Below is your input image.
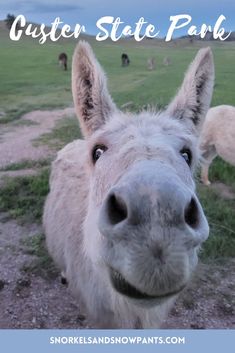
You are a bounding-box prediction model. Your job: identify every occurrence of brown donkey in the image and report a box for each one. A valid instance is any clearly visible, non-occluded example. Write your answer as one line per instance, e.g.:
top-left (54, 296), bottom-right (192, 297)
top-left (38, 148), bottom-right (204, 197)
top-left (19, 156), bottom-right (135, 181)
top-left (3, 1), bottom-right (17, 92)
top-left (58, 52), bottom-right (68, 70)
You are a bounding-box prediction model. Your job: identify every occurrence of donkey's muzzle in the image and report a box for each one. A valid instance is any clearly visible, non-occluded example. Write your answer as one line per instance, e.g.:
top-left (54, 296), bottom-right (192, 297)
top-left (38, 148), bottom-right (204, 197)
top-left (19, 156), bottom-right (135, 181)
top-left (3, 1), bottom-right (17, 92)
top-left (104, 189), bottom-right (199, 230)
top-left (98, 161), bottom-right (209, 249)
top-left (98, 161), bottom-right (209, 298)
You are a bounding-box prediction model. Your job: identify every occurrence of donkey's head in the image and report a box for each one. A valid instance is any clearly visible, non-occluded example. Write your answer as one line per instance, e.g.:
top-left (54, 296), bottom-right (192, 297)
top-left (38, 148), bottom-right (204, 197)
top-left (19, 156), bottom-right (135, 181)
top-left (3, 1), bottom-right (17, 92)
top-left (72, 42), bottom-right (214, 306)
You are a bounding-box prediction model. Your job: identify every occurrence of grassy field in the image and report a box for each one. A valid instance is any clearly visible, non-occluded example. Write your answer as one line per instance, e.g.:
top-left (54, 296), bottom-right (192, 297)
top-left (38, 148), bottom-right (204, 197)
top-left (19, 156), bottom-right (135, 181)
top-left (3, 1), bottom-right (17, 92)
top-left (1, 21), bottom-right (235, 118)
top-left (0, 22), bottom-right (235, 260)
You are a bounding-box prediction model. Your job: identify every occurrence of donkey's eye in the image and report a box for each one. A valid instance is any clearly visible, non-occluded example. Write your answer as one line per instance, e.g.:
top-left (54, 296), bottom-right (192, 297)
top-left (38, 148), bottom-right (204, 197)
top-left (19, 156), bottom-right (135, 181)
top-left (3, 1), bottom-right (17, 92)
top-left (92, 145), bottom-right (107, 163)
top-left (180, 148), bottom-right (192, 166)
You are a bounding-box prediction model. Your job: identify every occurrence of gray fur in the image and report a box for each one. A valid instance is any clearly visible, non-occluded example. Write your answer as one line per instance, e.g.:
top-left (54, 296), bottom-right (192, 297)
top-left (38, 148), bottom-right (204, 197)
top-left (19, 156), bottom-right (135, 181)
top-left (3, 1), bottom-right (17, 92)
top-left (43, 42), bottom-right (214, 328)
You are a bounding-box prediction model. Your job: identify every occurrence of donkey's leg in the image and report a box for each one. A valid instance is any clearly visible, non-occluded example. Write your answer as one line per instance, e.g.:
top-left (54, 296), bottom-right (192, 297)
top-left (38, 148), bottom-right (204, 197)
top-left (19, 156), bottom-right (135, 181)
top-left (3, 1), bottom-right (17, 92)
top-left (201, 163), bottom-right (211, 185)
top-left (200, 145), bottom-right (217, 185)
top-left (61, 271), bottom-right (68, 285)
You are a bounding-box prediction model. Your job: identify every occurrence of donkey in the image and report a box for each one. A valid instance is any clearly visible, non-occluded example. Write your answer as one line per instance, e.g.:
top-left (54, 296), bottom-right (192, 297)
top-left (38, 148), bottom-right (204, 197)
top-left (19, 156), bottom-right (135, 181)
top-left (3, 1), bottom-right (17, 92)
top-left (163, 56), bottom-right (171, 66)
top-left (147, 57), bottom-right (156, 70)
top-left (43, 42), bottom-right (214, 328)
top-left (121, 53), bottom-right (130, 66)
top-left (58, 52), bottom-right (68, 71)
top-left (200, 105), bottom-right (235, 185)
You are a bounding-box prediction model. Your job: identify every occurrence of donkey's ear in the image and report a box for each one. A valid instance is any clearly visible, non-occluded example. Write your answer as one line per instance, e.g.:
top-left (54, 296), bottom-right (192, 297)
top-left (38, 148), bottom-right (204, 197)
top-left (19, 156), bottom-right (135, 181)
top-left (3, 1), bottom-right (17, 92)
top-left (166, 47), bottom-right (214, 133)
top-left (72, 41), bottom-right (117, 137)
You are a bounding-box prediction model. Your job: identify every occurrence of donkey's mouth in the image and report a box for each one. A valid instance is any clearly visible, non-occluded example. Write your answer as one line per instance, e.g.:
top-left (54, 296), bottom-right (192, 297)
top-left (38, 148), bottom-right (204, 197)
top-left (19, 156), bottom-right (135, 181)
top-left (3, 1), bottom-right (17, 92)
top-left (110, 268), bottom-right (185, 300)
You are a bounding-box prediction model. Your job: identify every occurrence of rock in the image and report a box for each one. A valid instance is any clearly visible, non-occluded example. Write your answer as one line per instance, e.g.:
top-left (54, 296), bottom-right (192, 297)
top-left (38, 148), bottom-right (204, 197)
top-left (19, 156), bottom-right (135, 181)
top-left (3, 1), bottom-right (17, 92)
top-left (0, 279), bottom-right (6, 290)
top-left (16, 277), bottom-right (31, 288)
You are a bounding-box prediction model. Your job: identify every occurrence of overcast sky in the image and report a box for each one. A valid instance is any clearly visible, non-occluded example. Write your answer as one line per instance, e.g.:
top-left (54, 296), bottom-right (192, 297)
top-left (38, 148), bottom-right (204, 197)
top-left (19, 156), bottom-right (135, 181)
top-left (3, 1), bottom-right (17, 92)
top-left (0, 0), bottom-right (234, 37)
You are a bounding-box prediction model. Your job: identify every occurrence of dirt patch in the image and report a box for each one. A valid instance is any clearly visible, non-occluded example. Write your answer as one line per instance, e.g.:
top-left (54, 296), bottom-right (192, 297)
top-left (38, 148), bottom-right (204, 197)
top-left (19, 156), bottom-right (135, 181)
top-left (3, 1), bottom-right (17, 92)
top-left (210, 182), bottom-right (235, 200)
top-left (0, 216), bottom-right (87, 329)
top-left (0, 169), bottom-right (38, 187)
top-left (164, 261), bottom-right (235, 329)
top-left (0, 107), bottom-right (75, 169)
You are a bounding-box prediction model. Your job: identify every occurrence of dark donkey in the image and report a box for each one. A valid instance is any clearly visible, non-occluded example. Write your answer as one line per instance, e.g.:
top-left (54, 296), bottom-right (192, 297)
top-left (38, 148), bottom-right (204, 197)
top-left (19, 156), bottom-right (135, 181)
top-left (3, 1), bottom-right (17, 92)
top-left (121, 53), bottom-right (130, 67)
top-left (58, 52), bottom-right (68, 71)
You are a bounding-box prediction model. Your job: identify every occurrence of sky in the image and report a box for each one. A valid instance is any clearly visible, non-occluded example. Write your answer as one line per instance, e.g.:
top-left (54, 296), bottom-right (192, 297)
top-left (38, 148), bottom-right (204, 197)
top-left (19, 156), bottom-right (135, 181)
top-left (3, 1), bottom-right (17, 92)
top-left (0, 0), bottom-right (234, 38)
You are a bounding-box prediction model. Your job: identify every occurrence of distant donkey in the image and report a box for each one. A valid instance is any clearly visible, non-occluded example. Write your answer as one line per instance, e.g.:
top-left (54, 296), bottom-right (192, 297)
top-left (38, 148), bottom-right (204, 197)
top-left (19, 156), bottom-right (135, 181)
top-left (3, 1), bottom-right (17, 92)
top-left (163, 56), bottom-right (171, 66)
top-left (58, 52), bottom-right (68, 71)
top-left (44, 42), bottom-right (214, 328)
top-left (147, 57), bottom-right (156, 70)
top-left (121, 53), bottom-right (130, 66)
top-left (200, 105), bottom-right (235, 185)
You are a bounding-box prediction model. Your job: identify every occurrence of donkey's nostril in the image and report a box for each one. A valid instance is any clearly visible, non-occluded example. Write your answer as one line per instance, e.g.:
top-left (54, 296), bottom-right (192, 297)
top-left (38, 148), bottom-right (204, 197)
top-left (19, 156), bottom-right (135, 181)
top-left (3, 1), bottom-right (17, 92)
top-left (107, 194), bottom-right (128, 225)
top-left (184, 197), bottom-right (199, 229)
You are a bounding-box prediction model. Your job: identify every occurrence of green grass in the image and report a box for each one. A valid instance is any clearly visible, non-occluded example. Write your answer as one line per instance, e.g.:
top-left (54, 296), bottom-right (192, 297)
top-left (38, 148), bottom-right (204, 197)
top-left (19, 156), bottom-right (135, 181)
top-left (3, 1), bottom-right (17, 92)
top-left (0, 106), bottom-right (32, 124)
top-left (198, 186), bottom-right (235, 259)
top-left (1, 22), bottom-right (235, 119)
top-left (0, 103), bottom-right (69, 124)
top-left (0, 158), bottom-right (51, 171)
top-left (207, 157), bottom-right (235, 191)
top-left (33, 115), bottom-right (81, 149)
top-left (196, 157), bottom-right (235, 259)
top-left (0, 26), bottom-right (74, 116)
top-left (0, 169), bottom-right (49, 223)
top-left (21, 233), bottom-right (58, 279)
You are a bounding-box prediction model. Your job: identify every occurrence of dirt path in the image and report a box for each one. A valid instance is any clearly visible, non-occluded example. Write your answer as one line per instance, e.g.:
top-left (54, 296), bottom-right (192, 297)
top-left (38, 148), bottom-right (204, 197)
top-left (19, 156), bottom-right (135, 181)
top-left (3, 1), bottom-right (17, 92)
top-left (0, 107), bottom-right (74, 169)
top-left (0, 108), bottom-right (234, 329)
top-left (210, 182), bottom-right (235, 200)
